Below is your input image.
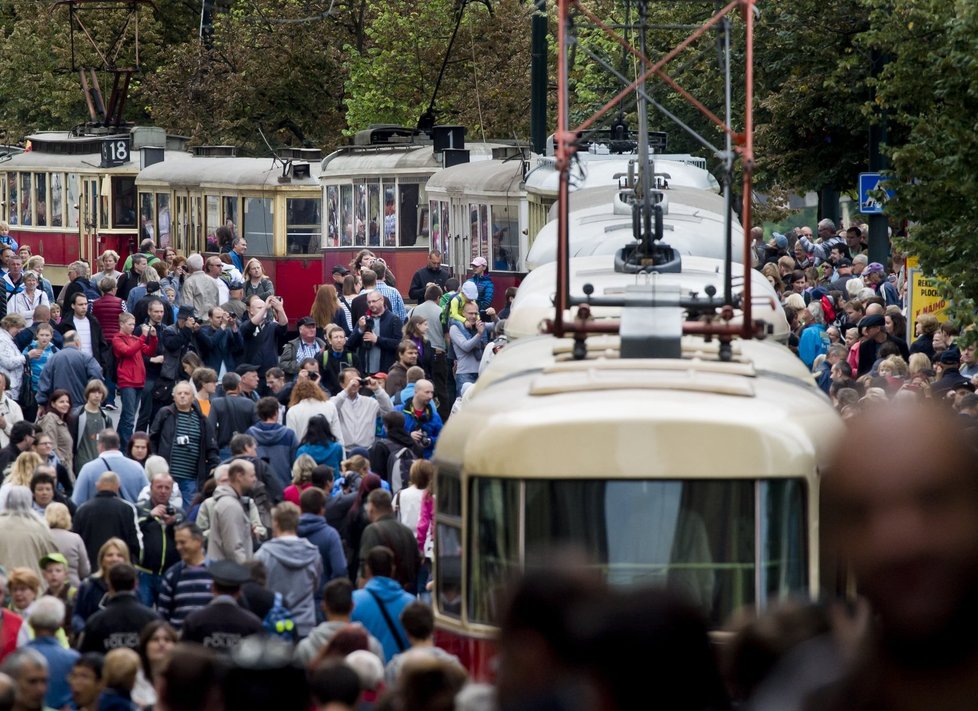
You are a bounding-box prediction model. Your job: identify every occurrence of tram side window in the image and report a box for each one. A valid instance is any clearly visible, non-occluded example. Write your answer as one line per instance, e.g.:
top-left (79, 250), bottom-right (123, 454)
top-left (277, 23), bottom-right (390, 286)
top-left (467, 478), bottom-right (521, 624)
top-left (4, 173), bottom-right (15, 224)
top-left (243, 197), bottom-right (274, 256)
top-left (138, 193), bottom-right (155, 241)
top-left (66, 175), bottom-right (80, 229)
top-left (429, 200), bottom-right (442, 255)
top-left (0, 174), bottom-right (6, 223)
top-left (490, 206), bottom-right (520, 272)
top-left (383, 184), bottom-right (396, 246)
top-left (50, 174), bottom-right (63, 227)
top-left (367, 182), bottom-right (381, 247)
top-left (287, 197), bottom-right (321, 253)
top-left (223, 196), bottom-right (239, 244)
top-left (19, 174), bottom-right (30, 226)
top-left (157, 193), bottom-right (171, 248)
top-left (205, 195), bottom-right (220, 251)
top-left (33, 174), bottom-right (47, 226)
top-left (112, 177), bottom-right (136, 228)
top-left (325, 187), bottom-right (339, 247)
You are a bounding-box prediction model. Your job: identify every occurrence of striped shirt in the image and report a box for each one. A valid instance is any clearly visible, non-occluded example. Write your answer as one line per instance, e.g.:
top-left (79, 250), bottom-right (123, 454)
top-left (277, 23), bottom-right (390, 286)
top-left (157, 561), bottom-right (214, 630)
top-left (170, 410), bottom-right (201, 480)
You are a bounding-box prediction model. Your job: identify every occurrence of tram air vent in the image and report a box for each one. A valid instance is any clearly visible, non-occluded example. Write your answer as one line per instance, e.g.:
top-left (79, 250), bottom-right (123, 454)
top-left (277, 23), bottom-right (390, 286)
top-left (192, 145), bottom-right (237, 157)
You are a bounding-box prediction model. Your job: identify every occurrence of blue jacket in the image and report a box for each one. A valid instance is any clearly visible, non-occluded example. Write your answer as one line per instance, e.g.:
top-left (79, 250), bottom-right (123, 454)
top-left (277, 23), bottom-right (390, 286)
top-left (296, 442), bottom-right (344, 472)
top-left (197, 324), bottom-right (243, 373)
top-left (798, 323), bottom-right (828, 370)
top-left (29, 636), bottom-right (79, 709)
top-left (246, 422), bottom-right (298, 488)
top-left (470, 273), bottom-right (494, 312)
top-left (351, 576), bottom-right (415, 661)
top-left (296, 513), bottom-right (348, 583)
top-left (396, 402), bottom-right (443, 458)
top-left (36, 346), bottom-right (103, 406)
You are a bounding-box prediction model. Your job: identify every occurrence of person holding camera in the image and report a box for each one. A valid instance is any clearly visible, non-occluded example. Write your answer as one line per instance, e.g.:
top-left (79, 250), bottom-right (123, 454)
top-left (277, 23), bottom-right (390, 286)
top-left (395, 379), bottom-right (442, 460)
top-left (333, 368), bottom-right (394, 454)
top-left (348, 289), bottom-right (402, 377)
top-left (135, 472), bottom-right (183, 607)
top-left (149, 382), bottom-right (219, 510)
top-left (240, 294), bottom-right (288, 387)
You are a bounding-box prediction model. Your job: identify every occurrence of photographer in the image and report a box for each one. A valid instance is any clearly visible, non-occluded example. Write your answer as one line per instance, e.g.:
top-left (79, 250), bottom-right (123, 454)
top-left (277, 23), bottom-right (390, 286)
top-left (348, 289), bottom-right (402, 376)
top-left (396, 379), bottom-right (442, 460)
top-left (150, 382), bottom-right (219, 509)
top-left (333, 368), bottom-right (393, 454)
top-left (135, 472), bottom-right (183, 607)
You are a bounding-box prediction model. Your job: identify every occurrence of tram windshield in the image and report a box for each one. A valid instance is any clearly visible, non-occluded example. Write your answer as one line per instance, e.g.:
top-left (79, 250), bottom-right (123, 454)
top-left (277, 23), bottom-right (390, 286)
top-left (463, 477), bottom-right (808, 627)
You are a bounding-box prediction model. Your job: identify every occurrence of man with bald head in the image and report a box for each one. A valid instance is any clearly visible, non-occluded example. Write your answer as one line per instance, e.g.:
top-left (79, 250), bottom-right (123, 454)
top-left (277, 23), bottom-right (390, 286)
top-left (816, 402), bottom-right (978, 709)
top-left (397, 379), bottom-right (441, 459)
top-left (71, 471), bottom-right (140, 566)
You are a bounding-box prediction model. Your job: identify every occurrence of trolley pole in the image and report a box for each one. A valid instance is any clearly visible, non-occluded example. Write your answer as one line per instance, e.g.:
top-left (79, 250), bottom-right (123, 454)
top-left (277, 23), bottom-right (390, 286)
top-left (530, 0), bottom-right (548, 154)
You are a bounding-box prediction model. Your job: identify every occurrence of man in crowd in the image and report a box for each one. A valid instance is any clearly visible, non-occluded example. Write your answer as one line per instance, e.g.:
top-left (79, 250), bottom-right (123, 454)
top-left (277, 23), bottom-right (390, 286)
top-left (296, 577), bottom-right (385, 665)
top-left (240, 295), bottom-right (287, 385)
top-left (255, 502), bottom-right (322, 639)
top-left (208, 372), bottom-right (258, 460)
top-left (72, 429), bottom-right (146, 505)
top-left (450, 300), bottom-right (489, 393)
top-left (0, 422), bottom-right (37, 473)
top-left (0, 649), bottom-right (48, 711)
top-left (397, 379), bottom-right (442, 459)
top-left (58, 292), bottom-right (109, 372)
top-left (36, 331), bottom-right (102, 411)
top-left (246, 397), bottom-right (297, 489)
top-left (150, 381), bottom-right (219, 507)
top-left (467, 256), bottom-right (494, 319)
top-left (25, 598), bottom-right (76, 710)
top-left (157, 522), bottom-right (214, 631)
top-left (358, 489), bottom-right (419, 592)
top-left (71, 471), bottom-right (140, 566)
top-left (279, 317), bottom-right (326, 377)
top-left (78, 563), bottom-right (158, 653)
top-left (333, 369), bottom-right (393, 453)
top-left (235, 363), bottom-right (261, 402)
top-left (207, 459), bottom-right (257, 564)
top-left (180, 560), bottom-right (263, 652)
top-left (135, 472), bottom-right (183, 607)
top-left (408, 251), bottom-right (449, 303)
top-left (349, 290), bottom-right (402, 375)
top-left (297, 488), bottom-right (347, 586)
top-left (351, 546), bottom-right (415, 662)
top-left (410, 284), bottom-right (450, 419)
top-left (181, 254), bottom-right (220, 318)
top-left (372, 262), bottom-right (406, 321)
top-left (385, 340), bottom-right (419, 397)
top-left (197, 305), bottom-right (241, 376)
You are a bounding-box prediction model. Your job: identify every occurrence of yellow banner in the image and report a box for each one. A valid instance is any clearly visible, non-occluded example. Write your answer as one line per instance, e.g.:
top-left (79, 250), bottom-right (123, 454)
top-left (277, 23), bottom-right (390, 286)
top-left (907, 268), bottom-right (949, 325)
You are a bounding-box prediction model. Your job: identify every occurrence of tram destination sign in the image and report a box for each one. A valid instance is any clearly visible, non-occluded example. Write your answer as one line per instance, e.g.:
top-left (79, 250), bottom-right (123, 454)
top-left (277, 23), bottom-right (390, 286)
top-left (101, 137), bottom-right (131, 168)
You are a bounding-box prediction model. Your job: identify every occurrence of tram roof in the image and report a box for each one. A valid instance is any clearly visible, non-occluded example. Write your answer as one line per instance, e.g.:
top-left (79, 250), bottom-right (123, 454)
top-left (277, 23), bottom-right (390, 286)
top-left (434, 335), bottom-right (842, 479)
top-left (525, 186), bottom-right (743, 269)
top-left (319, 142), bottom-right (509, 179)
top-left (506, 254), bottom-right (787, 341)
top-left (425, 159), bottom-right (525, 197)
top-left (136, 155), bottom-right (322, 190)
top-left (523, 154), bottom-right (721, 196)
top-left (1, 148), bottom-right (147, 174)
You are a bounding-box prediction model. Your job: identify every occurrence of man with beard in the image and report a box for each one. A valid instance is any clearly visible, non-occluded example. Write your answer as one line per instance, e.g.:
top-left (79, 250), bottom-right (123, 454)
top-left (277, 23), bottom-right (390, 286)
top-left (813, 402), bottom-right (978, 710)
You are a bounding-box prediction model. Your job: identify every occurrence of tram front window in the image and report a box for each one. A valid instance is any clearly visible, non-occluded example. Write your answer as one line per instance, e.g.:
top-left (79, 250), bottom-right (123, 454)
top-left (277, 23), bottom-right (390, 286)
top-left (286, 197), bottom-right (321, 253)
top-left (467, 478), bottom-right (808, 626)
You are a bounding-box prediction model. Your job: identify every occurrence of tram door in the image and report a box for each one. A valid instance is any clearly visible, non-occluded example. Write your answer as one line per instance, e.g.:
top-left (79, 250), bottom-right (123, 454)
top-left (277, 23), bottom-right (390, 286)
top-left (80, 177), bottom-right (100, 264)
top-left (451, 201), bottom-right (469, 279)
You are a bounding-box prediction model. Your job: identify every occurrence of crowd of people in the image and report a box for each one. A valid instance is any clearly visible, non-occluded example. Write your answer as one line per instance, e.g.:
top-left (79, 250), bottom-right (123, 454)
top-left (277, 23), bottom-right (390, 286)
top-left (0, 240), bottom-right (513, 710)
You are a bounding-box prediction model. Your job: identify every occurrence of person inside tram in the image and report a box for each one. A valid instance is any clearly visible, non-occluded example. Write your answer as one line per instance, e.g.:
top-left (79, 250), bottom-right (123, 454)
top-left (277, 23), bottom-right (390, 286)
top-left (492, 228), bottom-right (514, 271)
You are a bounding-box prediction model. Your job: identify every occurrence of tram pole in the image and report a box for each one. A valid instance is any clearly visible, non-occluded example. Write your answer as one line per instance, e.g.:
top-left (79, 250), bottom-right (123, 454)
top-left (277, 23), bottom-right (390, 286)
top-left (531, 0), bottom-right (548, 154)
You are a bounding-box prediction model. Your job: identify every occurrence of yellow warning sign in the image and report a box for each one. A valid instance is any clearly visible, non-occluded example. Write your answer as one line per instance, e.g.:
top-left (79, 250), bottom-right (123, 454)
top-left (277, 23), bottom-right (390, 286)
top-left (906, 256), bottom-right (949, 327)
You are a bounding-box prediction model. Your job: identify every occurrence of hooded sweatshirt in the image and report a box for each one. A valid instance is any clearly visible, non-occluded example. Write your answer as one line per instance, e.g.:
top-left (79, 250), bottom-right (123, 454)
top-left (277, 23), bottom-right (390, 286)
top-left (351, 576), bottom-right (416, 661)
top-left (296, 513), bottom-right (347, 582)
top-left (295, 620), bottom-right (386, 666)
top-left (254, 535), bottom-right (323, 637)
top-left (245, 422), bottom-right (298, 487)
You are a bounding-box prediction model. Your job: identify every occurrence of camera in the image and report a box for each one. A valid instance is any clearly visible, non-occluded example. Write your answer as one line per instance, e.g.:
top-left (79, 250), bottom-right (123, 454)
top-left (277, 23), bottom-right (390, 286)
top-left (364, 316), bottom-right (375, 331)
top-left (419, 434), bottom-right (432, 449)
top-left (165, 505), bottom-right (175, 516)
top-left (359, 377), bottom-right (371, 388)
top-left (175, 435), bottom-right (190, 446)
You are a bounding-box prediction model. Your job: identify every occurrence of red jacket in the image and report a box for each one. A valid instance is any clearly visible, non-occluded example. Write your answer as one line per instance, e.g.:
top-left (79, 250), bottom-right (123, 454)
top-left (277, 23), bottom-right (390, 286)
top-left (91, 294), bottom-right (126, 343)
top-left (113, 332), bottom-right (158, 388)
top-left (0, 610), bottom-right (22, 663)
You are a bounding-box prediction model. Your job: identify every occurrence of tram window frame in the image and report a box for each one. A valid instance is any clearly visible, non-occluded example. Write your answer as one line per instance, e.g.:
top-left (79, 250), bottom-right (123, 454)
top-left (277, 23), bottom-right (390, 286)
top-left (205, 194), bottom-right (220, 251)
top-left (396, 182), bottom-right (423, 248)
top-left (429, 199), bottom-right (443, 255)
top-left (222, 195), bottom-right (239, 243)
top-left (111, 176), bottom-right (137, 229)
top-left (382, 183), bottom-right (396, 247)
top-left (156, 193), bottom-right (172, 249)
top-left (366, 181), bottom-right (381, 247)
top-left (339, 184), bottom-right (353, 247)
top-left (138, 192), bottom-right (155, 242)
top-left (243, 196), bottom-right (274, 256)
top-left (286, 195), bottom-right (322, 254)
top-left (0, 173), bottom-right (6, 223)
top-left (325, 186), bottom-right (339, 247)
top-left (33, 173), bottom-right (48, 227)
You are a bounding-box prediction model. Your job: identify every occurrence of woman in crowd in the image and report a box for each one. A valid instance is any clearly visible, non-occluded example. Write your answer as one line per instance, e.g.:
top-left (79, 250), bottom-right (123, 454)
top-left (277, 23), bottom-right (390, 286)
top-left (7, 567), bottom-right (40, 618)
top-left (27, 256), bottom-right (55, 304)
top-left (285, 377), bottom-right (342, 443)
top-left (0, 451), bottom-right (42, 507)
top-left (73, 538), bottom-right (130, 634)
top-left (403, 315), bottom-right (434, 378)
top-left (0, 314), bottom-right (26, 402)
top-left (0, 373), bottom-right (24, 450)
top-left (885, 309), bottom-right (907, 343)
top-left (9, 271), bottom-right (49, 327)
top-left (96, 648), bottom-right (141, 711)
top-left (345, 470), bottom-right (383, 581)
top-left (296, 414), bottom-right (344, 473)
top-left (243, 258), bottom-right (275, 302)
top-left (132, 620), bottom-right (178, 708)
top-left (126, 433), bottom-right (152, 469)
top-left (311, 284), bottom-right (350, 336)
top-left (38, 389), bottom-right (74, 475)
top-left (159, 254), bottom-right (187, 304)
top-left (96, 250), bottom-right (123, 284)
top-left (283, 454), bottom-right (318, 506)
top-left (45, 502), bottom-right (90, 588)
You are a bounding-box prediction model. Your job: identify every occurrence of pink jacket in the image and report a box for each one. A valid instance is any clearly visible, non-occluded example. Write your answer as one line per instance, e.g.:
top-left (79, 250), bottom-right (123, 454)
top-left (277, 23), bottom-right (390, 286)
top-left (416, 492), bottom-right (434, 556)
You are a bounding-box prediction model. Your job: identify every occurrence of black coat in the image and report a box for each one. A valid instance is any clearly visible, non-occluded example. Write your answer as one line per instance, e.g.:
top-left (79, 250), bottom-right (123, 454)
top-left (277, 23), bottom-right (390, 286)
top-left (408, 265), bottom-right (449, 302)
top-left (182, 597), bottom-right (264, 651)
top-left (149, 403), bottom-right (220, 486)
top-left (208, 396), bottom-right (258, 450)
top-left (72, 491), bottom-right (141, 567)
top-left (79, 592), bottom-right (160, 653)
top-left (347, 309), bottom-right (403, 374)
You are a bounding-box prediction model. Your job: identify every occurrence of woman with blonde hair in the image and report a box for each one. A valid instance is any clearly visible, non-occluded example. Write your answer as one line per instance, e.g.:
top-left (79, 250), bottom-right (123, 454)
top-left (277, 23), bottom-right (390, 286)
top-left (45, 502), bottom-right (90, 587)
top-left (312, 284), bottom-right (350, 335)
top-left (0, 451), bottom-right (42, 507)
top-left (283, 454), bottom-right (318, 506)
top-left (286, 377), bottom-right (343, 444)
top-left (243, 258), bottom-right (274, 302)
top-left (96, 250), bottom-right (123, 283)
top-left (0, 313), bottom-right (26, 401)
top-left (7, 567), bottom-right (41, 617)
top-left (72, 537), bottom-right (130, 634)
top-left (97, 647), bottom-right (142, 710)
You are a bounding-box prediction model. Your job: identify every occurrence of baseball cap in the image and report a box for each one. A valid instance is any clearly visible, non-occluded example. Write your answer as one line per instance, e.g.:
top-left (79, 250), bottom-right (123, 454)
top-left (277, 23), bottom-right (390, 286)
top-left (210, 560), bottom-right (251, 587)
top-left (461, 281), bottom-right (478, 300)
top-left (296, 316), bottom-right (316, 328)
top-left (332, 265), bottom-right (350, 275)
top-left (470, 256), bottom-right (488, 268)
top-left (228, 280), bottom-right (245, 291)
top-left (40, 552), bottom-right (68, 569)
top-left (864, 262), bottom-right (885, 275)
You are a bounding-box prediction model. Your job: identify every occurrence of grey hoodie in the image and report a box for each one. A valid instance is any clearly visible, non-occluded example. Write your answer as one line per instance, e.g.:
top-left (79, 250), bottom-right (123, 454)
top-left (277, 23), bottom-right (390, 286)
top-left (207, 485), bottom-right (253, 564)
top-left (254, 536), bottom-right (323, 637)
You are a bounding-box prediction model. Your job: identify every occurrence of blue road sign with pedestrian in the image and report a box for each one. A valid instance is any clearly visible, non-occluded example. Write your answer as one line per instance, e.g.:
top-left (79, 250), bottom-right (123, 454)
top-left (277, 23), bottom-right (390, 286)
top-left (859, 173), bottom-right (894, 215)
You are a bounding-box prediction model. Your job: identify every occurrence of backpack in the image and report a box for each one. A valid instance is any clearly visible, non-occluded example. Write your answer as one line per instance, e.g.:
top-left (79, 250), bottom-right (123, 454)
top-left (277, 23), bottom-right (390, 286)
top-left (387, 446), bottom-right (419, 495)
top-left (439, 292), bottom-right (461, 332)
top-left (262, 592), bottom-right (296, 641)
